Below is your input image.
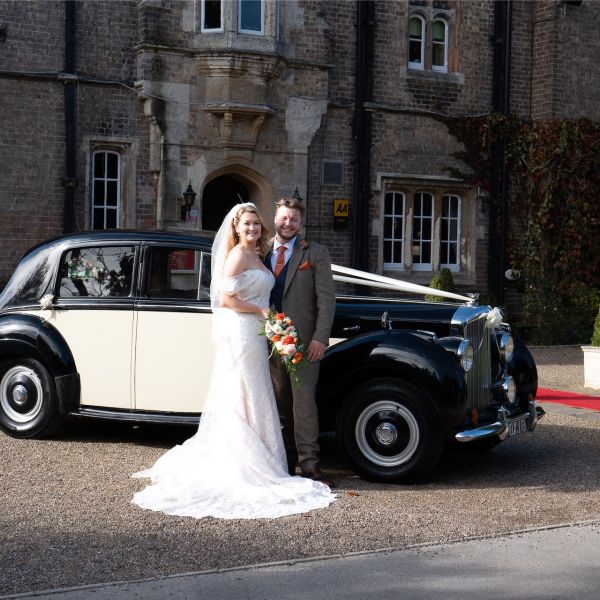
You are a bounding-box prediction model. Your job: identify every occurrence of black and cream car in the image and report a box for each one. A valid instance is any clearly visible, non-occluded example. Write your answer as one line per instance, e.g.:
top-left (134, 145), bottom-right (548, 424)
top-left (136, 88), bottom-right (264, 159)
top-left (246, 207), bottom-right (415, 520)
top-left (0, 230), bottom-right (543, 482)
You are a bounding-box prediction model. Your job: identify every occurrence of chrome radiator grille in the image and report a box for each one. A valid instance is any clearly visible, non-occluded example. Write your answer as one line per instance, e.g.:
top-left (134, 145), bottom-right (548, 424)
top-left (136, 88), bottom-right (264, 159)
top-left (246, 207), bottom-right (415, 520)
top-left (453, 307), bottom-right (492, 410)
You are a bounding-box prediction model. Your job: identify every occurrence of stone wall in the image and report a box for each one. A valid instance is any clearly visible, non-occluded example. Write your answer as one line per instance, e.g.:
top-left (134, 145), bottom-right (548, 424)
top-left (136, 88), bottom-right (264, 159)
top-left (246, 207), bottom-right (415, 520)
top-left (0, 0), bottom-right (148, 285)
top-left (1, 0), bottom-right (599, 299)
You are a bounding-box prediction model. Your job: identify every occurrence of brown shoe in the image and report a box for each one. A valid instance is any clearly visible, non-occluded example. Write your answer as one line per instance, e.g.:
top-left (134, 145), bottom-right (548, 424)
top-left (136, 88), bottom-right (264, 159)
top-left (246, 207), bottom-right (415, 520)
top-left (300, 468), bottom-right (335, 488)
top-left (287, 456), bottom-right (298, 476)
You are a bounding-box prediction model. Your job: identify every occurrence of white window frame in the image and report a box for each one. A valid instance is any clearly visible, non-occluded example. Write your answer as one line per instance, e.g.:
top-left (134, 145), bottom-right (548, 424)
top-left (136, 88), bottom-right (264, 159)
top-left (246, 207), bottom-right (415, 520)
top-left (408, 15), bottom-right (425, 71)
top-left (238, 0), bottom-right (264, 35)
top-left (383, 192), bottom-right (406, 269)
top-left (91, 150), bottom-right (121, 230)
top-left (411, 192), bottom-right (433, 271)
top-left (432, 18), bottom-right (449, 73)
top-left (440, 193), bottom-right (461, 271)
top-left (201, 0), bottom-right (224, 33)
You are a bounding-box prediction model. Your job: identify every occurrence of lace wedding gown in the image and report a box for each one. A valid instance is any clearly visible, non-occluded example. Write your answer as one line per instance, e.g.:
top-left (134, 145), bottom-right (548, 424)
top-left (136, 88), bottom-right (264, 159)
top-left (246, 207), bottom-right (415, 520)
top-left (132, 269), bottom-right (335, 519)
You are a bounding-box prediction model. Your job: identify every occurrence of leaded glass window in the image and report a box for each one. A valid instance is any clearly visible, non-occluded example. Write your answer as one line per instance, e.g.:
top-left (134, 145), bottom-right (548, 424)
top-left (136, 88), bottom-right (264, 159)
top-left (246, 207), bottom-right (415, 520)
top-left (383, 192), bottom-right (405, 268)
top-left (412, 192), bottom-right (433, 270)
top-left (92, 151), bottom-right (120, 230)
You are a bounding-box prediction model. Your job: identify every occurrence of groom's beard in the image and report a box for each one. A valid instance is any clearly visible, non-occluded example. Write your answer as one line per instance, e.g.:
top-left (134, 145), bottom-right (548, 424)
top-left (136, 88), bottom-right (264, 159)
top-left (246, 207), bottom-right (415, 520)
top-left (275, 230), bottom-right (300, 243)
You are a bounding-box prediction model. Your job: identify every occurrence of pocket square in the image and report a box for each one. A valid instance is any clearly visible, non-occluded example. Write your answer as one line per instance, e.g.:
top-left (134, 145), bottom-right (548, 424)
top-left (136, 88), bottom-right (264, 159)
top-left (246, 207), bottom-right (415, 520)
top-left (298, 260), bottom-right (311, 271)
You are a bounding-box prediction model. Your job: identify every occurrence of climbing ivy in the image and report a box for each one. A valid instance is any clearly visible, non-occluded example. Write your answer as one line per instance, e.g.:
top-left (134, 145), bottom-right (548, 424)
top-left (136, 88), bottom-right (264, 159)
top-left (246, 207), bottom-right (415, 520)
top-left (443, 115), bottom-right (600, 344)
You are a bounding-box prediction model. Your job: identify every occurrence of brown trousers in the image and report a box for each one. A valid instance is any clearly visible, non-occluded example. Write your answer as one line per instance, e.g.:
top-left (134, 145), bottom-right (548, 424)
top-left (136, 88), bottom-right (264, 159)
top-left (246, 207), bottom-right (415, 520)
top-left (269, 353), bottom-right (321, 472)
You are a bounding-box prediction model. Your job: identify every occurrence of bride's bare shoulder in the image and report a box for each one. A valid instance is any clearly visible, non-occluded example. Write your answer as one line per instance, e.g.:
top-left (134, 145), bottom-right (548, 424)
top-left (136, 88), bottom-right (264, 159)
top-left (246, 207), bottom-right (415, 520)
top-left (223, 246), bottom-right (247, 278)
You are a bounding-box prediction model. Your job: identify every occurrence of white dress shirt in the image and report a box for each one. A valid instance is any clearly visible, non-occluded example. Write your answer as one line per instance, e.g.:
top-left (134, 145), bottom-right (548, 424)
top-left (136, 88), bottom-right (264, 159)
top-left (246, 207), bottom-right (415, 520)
top-left (271, 237), bottom-right (296, 272)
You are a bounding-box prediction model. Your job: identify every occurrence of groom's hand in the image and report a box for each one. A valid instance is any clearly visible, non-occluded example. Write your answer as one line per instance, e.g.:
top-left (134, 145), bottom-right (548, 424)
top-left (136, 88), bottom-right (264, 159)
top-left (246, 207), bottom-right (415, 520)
top-left (307, 340), bottom-right (326, 362)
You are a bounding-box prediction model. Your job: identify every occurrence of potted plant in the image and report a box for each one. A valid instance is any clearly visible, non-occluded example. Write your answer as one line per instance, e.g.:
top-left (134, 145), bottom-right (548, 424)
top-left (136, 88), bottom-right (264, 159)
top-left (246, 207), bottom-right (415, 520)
top-left (424, 268), bottom-right (455, 302)
top-left (582, 304), bottom-right (600, 389)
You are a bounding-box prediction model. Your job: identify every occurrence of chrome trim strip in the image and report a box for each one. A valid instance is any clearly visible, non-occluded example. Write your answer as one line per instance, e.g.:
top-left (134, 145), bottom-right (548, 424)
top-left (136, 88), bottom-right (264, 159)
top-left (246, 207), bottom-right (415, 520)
top-left (70, 407), bottom-right (200, 425)
top-left (457, 308), bottom-right (492, 410)
top-left (455, 420), bottom-right (506, 442)
top-left (451, 305), bottom-right (491, 331)
top-left (455, 402), bottom-right (545, 443)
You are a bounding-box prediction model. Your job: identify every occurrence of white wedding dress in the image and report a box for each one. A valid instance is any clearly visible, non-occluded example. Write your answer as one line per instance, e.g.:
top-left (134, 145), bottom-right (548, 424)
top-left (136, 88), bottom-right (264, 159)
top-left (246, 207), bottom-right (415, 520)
top-left (132, 269), bottom-right (335, 519)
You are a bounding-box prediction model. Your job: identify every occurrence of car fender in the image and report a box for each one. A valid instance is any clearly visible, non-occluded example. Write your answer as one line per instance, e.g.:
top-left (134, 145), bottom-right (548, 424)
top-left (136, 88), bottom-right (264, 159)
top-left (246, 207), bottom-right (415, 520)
top-left (0, 313), bottom-right (80, 413)
top-left (508, 336), bottom-right (538, 405)
top-left (317, 330), bottom-right (468, 433)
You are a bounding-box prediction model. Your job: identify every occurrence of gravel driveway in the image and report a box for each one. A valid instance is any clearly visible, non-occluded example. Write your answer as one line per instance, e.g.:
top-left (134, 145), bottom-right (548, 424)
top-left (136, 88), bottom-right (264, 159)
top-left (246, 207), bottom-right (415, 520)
top-left (1, 346), bottom-right (599, 597)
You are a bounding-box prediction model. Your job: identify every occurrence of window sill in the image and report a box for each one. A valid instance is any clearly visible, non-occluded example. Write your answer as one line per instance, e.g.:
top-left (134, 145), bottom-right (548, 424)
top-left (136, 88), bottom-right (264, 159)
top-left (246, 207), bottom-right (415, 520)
top-left (400, 67), bottom-right (464, 86)
top-left (382, 269), bottom-right (472, 285)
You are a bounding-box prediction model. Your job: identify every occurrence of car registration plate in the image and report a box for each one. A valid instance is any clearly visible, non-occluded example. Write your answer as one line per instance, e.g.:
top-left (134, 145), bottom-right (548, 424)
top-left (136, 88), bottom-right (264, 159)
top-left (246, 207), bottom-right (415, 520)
top-left (507, 415), bottom-right (529, 437)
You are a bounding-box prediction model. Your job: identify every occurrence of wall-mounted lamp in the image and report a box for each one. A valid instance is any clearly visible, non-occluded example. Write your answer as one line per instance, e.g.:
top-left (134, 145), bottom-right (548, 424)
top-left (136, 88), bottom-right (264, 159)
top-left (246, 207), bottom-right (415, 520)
top-left (181, 181), bottom-right (196, 221)
top-left (291, 187), bottom-right (303, 202)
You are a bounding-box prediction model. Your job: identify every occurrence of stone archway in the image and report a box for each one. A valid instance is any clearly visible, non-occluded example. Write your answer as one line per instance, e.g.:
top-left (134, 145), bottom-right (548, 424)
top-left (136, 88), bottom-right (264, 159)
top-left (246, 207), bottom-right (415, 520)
top-left (200, 166), bottom-right (272, 232)
top-left (201, 175), bottom-right (250, 231)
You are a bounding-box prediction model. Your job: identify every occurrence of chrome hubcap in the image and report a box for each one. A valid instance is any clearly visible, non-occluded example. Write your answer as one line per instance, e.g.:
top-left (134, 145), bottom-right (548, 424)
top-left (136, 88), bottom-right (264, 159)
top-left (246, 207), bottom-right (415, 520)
top-left (0, 366), bottom-right (44, 423)
top-left (374, 422), bottom-right (398, 445)
top-left (12, 385), bottom-right (28, 406)
top-left (355, 400), bottom-right (420, 467)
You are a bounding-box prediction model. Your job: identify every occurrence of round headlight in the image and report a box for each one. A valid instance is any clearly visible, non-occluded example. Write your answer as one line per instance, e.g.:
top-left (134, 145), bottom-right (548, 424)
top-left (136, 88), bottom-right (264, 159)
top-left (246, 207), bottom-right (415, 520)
top-left (499, 332), bottom-right (514, 363)
top-left (502, 376), bottom-right (517, 404)
top-left (458, 339), bottom-right (474, 372)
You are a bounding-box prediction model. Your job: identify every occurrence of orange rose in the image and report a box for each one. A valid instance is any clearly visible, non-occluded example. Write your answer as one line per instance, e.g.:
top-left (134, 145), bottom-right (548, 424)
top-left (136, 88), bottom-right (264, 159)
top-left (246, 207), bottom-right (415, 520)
top-left (272, 335), bottom-right (280, 342)
top-left (294, 352), bottom-right (302, 360)
top-left (276, 313), bottom-right (285, 320)
top-left (282, 335), bottom-right (295, 345)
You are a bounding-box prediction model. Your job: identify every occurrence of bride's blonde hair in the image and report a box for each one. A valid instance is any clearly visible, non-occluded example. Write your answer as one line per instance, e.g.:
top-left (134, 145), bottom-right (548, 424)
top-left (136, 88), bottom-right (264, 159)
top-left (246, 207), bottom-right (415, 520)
top-left (226, 204), bottom-right (270, 257)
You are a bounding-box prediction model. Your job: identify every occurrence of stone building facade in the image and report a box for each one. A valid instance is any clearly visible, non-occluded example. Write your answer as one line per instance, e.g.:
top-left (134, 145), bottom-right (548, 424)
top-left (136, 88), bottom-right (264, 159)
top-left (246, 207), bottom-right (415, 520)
top-left (1, 0), bottom-right (599, 301)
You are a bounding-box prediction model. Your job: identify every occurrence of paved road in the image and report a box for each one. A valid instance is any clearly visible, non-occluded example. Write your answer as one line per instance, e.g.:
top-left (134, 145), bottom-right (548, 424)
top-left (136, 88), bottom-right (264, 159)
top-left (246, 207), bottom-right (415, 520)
top-left (2, 345), bottom-right (600, 598)
top-left (4, 520), bottom-right (600, 600)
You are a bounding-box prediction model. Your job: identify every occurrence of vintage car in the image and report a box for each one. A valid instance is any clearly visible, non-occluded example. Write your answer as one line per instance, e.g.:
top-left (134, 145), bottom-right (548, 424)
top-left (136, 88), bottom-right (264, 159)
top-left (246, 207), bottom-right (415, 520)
top-left (0, 230), bottom-right (543, 482)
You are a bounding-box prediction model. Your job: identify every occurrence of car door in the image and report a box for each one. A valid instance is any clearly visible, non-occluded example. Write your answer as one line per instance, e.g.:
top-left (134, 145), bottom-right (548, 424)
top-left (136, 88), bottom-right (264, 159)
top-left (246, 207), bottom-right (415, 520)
top-left (134, 243), bottom-right (214, 414)
top-left (51, 243), bottom-right (137, 409)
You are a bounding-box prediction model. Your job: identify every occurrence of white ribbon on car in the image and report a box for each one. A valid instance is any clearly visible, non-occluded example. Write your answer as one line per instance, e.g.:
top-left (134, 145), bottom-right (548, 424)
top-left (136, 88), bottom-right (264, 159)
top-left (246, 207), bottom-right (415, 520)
top-left (39, 294), bottom-right (54, 310)
top-left (331, 264), bottom-right (474, 303)
top-left (486, 306), bottom-right (504, 327)
top-left (38, 294), bottom-right (55, 323)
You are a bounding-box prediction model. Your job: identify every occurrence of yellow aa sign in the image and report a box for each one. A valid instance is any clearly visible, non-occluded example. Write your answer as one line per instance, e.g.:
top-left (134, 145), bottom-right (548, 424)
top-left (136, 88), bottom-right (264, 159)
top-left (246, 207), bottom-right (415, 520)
top-left (333, 198), bottom-right (349, 218)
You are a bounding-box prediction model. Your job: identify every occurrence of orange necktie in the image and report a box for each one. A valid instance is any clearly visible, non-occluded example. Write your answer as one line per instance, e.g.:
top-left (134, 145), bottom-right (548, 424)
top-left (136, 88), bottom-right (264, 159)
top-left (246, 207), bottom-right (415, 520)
top-left (273, 245), bottom-right (286, 278)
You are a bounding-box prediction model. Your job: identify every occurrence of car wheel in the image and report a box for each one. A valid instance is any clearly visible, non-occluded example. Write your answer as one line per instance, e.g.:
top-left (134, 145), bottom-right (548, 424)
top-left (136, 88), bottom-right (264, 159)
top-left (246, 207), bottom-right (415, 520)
top-left (0, 358), bottom-right (63, 438)
top-left (336, 378), bottom-right (444, 483)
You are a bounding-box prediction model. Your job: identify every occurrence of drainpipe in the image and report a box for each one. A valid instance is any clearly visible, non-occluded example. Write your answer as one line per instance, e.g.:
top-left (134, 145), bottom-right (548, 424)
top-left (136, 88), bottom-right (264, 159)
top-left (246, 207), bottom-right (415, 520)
top-left (498, 0), bottom-right (512, 303)
top-left (489, 0), bottom-right (512, 304)
top-left (156, 135), bottom-right (166, 230)
top-left (62, 0), bottom-right (77, 233)
top-left (351, 0), bottom-right (375, 271)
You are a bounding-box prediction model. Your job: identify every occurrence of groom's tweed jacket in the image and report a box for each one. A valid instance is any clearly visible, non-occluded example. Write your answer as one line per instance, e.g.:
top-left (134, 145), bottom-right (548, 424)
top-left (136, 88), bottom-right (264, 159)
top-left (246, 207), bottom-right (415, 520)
top-left (267, 237), bottom-right (335, 347)
top-left (266, 236), bottom-right (335, 471)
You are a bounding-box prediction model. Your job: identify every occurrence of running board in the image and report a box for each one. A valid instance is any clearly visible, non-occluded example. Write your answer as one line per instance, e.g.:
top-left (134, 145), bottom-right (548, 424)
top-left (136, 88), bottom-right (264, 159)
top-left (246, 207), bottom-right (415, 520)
top-left (69, 407), bottom-right (201, 426)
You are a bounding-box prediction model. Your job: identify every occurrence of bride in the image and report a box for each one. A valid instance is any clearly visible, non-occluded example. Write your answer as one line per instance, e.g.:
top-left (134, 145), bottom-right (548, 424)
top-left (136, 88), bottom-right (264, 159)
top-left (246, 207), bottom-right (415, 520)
top-left (132, 203), bottom-right (335, 519)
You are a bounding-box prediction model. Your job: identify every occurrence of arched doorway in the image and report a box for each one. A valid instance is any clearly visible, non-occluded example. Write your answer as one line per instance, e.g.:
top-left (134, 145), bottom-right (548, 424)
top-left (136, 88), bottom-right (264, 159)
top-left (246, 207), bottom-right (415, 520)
top-left (201, 175), bottom-right (250, 231)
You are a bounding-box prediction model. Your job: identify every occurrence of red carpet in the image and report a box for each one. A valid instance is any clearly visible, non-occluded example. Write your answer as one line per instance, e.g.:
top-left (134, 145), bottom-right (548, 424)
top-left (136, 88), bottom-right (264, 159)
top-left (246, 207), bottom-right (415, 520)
top-left (537, 388), bottom-right (600, 411)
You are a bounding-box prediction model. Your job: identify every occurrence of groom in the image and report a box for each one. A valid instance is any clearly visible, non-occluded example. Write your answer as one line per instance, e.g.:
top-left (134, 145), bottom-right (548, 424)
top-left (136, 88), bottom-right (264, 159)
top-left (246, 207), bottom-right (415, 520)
top-left (266, 196), bottom-right (336, 485)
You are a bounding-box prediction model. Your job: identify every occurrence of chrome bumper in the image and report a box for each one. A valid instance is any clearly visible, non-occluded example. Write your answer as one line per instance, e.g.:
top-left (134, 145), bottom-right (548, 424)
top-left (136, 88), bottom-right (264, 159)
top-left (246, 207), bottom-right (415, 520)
top-left (455, 400), bottom-right (545, 443)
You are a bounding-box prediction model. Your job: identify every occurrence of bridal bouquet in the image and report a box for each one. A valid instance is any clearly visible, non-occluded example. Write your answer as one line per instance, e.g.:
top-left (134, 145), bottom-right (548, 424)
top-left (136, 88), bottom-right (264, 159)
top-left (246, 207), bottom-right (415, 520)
top-left (262, 311), bottom-right (305, 381)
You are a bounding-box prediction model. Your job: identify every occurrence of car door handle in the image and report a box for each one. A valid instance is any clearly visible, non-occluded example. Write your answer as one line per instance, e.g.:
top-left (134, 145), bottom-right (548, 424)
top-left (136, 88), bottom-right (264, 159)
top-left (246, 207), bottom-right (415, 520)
top-left (343, 325), bottom-right (361, 332)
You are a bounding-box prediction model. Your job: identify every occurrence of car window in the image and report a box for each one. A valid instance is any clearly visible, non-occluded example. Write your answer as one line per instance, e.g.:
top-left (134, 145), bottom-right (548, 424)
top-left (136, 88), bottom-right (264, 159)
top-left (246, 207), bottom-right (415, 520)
top-left (146, 247), bottom-right (211, 302)
top-left (59, 246), bottom-right (135, 298)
